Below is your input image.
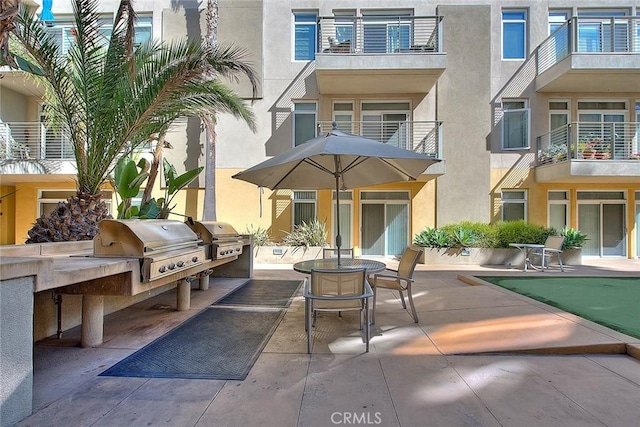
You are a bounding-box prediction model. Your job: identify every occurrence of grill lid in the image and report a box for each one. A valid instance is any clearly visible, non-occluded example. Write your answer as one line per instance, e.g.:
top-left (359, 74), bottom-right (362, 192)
top-left (186, 220), bottom-right (240, 243)
top-left (94, 219), bottom-right (200, 257)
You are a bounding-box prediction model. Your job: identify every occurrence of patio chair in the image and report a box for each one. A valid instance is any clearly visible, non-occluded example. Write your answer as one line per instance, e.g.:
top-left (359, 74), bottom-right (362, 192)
top-left (303, 268), bottom-right (373, 353)
top-left (371, 246), bottom-right (423, 323)
top-left (531, 236), bottom-right (565, 272)
top-left (322, 247), bottom-right (355, 259)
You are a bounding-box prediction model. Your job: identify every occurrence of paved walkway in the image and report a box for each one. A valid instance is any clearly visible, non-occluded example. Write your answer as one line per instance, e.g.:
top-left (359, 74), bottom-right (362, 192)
top-left (16, 259), bottom-right (640, 427)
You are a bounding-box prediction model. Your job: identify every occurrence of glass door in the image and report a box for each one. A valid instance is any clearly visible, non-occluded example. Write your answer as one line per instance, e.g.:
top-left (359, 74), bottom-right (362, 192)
top-left (332, 191), bottom-right (353, 249)
top-left (360, 191), bottom-right (410, 257)
top-left (578, 192), bottom-right (626, 257)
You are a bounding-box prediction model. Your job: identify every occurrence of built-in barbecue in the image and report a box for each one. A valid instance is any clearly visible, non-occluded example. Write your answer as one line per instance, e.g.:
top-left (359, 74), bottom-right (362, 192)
top-left (185, 220), bottom-right (244, 261)
top-left (93, 219), bottom-right (206, 282)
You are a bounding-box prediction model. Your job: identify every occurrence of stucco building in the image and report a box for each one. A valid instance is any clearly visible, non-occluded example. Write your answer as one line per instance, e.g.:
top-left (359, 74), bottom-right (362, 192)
top-left (1, 0), bottom-right (639, 258)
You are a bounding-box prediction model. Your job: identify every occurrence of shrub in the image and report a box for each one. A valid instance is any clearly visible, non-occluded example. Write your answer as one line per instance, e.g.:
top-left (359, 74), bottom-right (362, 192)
top-left (245, 224), bottom-right (271, 247)
top-left (560, 227), bottom-right (588, 249)
top-left (493, 220), bottom-right (552, 248)
top-left (282, 219), bottom-right (328, 247)
top-left (413, 220), bottom-right (589, 250)
top-left (413, 227), bottom-right (451, 248)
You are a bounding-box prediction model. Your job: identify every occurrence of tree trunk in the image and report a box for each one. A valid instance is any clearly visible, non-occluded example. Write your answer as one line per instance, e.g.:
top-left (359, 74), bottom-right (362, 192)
top-left (201, 0), bottom-right (219, 221)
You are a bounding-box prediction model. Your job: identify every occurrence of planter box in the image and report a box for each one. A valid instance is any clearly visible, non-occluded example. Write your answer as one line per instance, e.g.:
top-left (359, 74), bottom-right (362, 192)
top-left (417, 247), bottom-right (582, 266)
top-left (254, 246), bottom-right (323, 264)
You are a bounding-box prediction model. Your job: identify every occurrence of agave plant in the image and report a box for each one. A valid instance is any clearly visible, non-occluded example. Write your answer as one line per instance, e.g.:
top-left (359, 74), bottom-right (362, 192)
top-left (1, 0), bottom-right (257, 242)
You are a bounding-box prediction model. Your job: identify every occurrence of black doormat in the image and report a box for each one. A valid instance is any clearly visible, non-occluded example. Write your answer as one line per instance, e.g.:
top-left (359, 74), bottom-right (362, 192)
top-left (100, 307), bottom-right (284, 380)
top-left (213, 279), bottom-right (303, 308)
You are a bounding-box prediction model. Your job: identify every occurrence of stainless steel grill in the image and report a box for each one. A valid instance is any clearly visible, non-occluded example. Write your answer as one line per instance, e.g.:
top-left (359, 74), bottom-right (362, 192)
top-left (185, 220), bottom-right (244, 260)
top-left (93, 219), bottom-right (206, 282)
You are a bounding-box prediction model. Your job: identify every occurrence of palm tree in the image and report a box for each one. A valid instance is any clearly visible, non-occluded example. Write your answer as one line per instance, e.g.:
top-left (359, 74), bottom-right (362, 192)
top-left (202, 0), bottom-right (218, 221)
top-left (1, 0), bottom-right (258, 242)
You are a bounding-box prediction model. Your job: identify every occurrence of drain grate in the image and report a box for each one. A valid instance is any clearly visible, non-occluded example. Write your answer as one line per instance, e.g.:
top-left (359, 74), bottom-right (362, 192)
top-left (148, 304), bottom-right (173, 310)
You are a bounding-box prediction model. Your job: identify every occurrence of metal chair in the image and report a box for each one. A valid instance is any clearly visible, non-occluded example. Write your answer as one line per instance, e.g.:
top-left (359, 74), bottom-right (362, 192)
top-left (371, 247), bottom-right (423, 323)
top-left (303, 268), bottom-right (373, 353)
top-left (322, 248), bottom-right (355, 259)
top-left (532, 236), bottom-right (565, 272)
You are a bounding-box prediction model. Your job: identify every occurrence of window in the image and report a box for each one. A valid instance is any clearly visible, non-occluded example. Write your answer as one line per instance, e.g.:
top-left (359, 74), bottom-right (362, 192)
top-left (38, 190), bottom-right (112, 216)
top-left (293, 102), bottom-right (317, 147)
top-left (502, 99), bottom-right (529, 149)
top-left (292, 191), bottom-right (316, 226)
top-left (46, 16), bottom-right (153, 55)
top-left (294, 12), bottom-right (317, 61)
top-left (362, 13), bottom-right (412, 53)
top-left (549, 10), bottom-right (570, 35)
top-left (334, 12), bottom-right (355, 44)
top-left (501, 190), bottom-right (527, 221)
top-left (361, 101), bottom-right (410, 148)
top-left (333, 101), bottom-right (354, 133)
top-left (549, 100), bottom-right (569, 131)
top-left (548, 191), bottom-right (569, 230)
top-left (502, 10), bottom-right (527, 59)
top-left (577, 9), bottom-right (629, 53)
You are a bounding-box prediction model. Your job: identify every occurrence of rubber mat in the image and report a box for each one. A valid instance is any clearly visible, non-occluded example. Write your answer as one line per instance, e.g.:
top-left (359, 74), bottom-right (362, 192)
top-left (213, 279), bottom-right (302, 308)
top-left (100, 307), bottom-right (284, 380)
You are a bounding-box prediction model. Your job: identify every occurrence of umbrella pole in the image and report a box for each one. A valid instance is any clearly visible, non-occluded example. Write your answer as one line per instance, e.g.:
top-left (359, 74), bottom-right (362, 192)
top-left (334, 163), bottom-right (342, 267)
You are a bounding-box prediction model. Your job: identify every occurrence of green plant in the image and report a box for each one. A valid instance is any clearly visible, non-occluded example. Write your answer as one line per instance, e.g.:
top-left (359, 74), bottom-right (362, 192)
top-left (449, 227), bottom-right (478, 248)
top-left (4, 0), bottom-right (257, 242)
top-left (151, 159), bottom-right (204, 218)
top-left (282, 219), bottom-right (328, 247)
top-left (560, 227), bottom-right (588, 249)
top-left (111, 157), bottom-right (150, 219)
top-left (245, 224), bottom-right (271, 246)
top-left (413, 227), bottom-right (451, 248)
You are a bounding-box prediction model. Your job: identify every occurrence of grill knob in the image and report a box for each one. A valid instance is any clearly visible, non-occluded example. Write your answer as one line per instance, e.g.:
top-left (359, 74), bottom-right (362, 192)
top-left (192, 256), bottom-right (199, 262)
top-left (168, 263), bottom-right (176, 270)
top-left (177, 261), bottom-right (185, 267)
top-left (159, 266), bottom-right (166, 273)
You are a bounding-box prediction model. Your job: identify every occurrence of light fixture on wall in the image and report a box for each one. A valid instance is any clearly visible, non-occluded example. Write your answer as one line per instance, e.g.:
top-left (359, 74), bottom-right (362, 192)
top-left (39, 0), bottom-right (55, 27)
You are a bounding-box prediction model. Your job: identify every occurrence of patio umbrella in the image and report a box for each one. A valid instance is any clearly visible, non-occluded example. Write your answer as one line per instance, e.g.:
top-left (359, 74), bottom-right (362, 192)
top-left (232, 124), bottom-right (441, 265)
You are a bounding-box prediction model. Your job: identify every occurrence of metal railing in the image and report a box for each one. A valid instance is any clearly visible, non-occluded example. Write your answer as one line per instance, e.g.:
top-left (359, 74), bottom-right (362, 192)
top-left (537, 16), bottom-right (640, 75)
top-left (0, 122), bottom-right (74, 161)
top-left (536, 122), bottom-right (640, 165)
top-left (317, 16), bottom-right (443, 55)
top-left (318, 120), bottom-right (442, 158)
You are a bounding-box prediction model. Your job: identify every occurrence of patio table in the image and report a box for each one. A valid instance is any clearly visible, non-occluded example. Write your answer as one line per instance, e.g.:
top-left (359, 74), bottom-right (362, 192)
top-left (509, 243), bottom-right (545, 272)
top-left (293, 258), bottom-right (387, 275)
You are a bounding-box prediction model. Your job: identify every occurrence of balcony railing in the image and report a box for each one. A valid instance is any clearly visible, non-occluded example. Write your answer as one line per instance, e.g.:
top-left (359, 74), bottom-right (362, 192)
top-left (536, 122), bottom-right (640, 166)
top-left (318, 120), bottom-right (442, 158)
top-left (317, 16), bottom-right (443, 55)
top-left (0, 122), bottom-right (74, 161)
top-left (537, 16), bottom-right (640, 75)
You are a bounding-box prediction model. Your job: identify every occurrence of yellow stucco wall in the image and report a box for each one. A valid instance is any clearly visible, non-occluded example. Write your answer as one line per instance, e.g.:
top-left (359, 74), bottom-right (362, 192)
top-left (0, 185), bottom-right (16, 245)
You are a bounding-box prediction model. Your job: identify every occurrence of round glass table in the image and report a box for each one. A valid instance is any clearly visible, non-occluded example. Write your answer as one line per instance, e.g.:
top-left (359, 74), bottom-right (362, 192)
top-left (293, 258), bottom-right (387, 274)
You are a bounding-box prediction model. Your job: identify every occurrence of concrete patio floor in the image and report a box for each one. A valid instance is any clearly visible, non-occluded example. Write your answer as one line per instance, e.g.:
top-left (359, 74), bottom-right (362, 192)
top-left (16, 259), bottom-right (640, 426)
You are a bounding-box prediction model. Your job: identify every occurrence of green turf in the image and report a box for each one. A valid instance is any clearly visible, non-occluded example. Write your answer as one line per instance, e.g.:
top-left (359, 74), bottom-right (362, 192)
top-left (478, 276), bottom-right (640, 340)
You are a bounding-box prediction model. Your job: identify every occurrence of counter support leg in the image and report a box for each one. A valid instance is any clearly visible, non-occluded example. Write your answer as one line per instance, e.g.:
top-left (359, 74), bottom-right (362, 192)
top-left (177, 279), bottom-right (191, 311)
top-left (199, 275), bottom-right (209, 291)
top-left (81, 295), bottom-right (104, 347)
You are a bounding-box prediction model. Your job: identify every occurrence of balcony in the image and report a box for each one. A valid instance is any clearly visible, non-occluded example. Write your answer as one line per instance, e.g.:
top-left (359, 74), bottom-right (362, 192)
top-left (535, 16), bottom-right (640, 92)
top-left (535, 122), bottom-right (640, 183)
top-left (317, 120), bottom-right (445, 176)
top-left (0, 122), bottom-right (78, 178)
top-left (315, 16), bottom-right (446, 95)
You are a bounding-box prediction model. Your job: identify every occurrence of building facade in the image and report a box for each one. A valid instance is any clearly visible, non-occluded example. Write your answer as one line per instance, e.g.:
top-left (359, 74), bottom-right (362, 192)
top-left (1, 0), bottom-right (639, 258)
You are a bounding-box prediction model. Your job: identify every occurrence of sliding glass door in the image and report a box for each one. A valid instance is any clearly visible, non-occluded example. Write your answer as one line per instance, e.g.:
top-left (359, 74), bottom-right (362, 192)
top-left (577, 191), bottom-right (626, 257)
top-left (360, 191), bottom-right (409, 257)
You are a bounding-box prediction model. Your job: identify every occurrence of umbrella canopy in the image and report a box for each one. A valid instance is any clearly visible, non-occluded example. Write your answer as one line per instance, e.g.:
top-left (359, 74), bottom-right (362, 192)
top-left (232, 125), bottom-right (441, 264)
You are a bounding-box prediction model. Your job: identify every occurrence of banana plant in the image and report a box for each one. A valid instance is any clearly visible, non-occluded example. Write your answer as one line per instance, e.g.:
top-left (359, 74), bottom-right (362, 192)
top-left (151, 158), bottom-right (204, 219)
top-left (111, 157), bottom-right (150, 219)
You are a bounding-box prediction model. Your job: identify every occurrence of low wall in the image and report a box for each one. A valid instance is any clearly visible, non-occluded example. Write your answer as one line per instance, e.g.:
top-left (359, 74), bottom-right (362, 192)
top-left (254, 246), bottom-right (324, 264)
top-left (417, 247), bottom-right (582, 266)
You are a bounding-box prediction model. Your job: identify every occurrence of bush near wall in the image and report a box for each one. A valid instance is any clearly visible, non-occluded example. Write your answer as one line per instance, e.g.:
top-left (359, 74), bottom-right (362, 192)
top-left (414, 220), bottom-right (587, 251)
